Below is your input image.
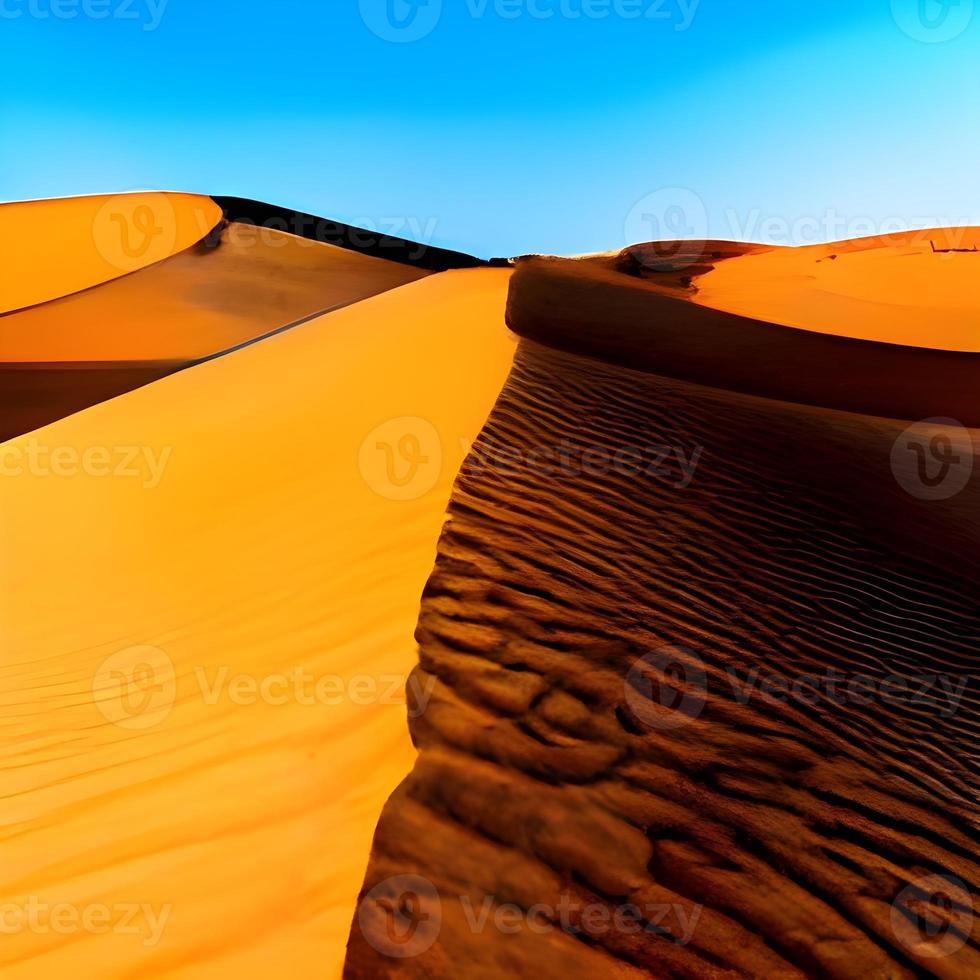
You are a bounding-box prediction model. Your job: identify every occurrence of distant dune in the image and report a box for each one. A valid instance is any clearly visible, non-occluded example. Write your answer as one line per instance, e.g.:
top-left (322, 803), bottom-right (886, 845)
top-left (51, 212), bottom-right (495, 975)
top-left (0, 194), bottom-right (434, 442)
top-left (0, 193), bottom-right (221, 314)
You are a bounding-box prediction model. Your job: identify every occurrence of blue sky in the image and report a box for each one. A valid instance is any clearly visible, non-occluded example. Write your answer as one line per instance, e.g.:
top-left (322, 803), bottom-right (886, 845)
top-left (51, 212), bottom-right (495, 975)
top-left (1, 0), bottom-right (977, 256)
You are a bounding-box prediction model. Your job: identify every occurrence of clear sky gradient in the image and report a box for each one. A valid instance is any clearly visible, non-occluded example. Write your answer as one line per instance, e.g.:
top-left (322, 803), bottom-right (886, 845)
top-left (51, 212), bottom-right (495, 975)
top-left (1, 0), bottom-right (977, 257)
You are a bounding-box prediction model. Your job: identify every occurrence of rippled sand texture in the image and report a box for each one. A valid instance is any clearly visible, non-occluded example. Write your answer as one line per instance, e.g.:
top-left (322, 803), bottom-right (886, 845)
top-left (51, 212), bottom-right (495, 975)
top-left (0, 268), bottom-right (515, 979)
top-left (0, 193), bottom-right (222, 314)
top-left (348, 339), bottom-right (979, 976)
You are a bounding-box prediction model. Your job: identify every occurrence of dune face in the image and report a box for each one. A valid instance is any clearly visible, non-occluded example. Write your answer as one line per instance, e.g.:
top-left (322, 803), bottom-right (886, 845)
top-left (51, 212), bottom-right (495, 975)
top-left (347, 254), bottom-right (979, 977)
top-left (0, 206), bottom-right (433, 443)
top-left (507, 249), bottom-right (980, 428)
top-left (0, 268), bottom-right (515, 979)
top-left (0, 193), bottom-right (222, 314)
top-left (690, 228), bottom-right (980, 352)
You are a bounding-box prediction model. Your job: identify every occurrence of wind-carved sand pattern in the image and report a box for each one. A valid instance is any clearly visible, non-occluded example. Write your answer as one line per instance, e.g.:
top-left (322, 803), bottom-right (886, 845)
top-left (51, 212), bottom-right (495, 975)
top-left (348, 254), bottom-right (979, 977)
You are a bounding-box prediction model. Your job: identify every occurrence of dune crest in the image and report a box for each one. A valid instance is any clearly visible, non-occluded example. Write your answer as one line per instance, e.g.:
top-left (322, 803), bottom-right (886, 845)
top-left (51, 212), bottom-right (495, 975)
top-left (0, 192), bottom-right (222, 314)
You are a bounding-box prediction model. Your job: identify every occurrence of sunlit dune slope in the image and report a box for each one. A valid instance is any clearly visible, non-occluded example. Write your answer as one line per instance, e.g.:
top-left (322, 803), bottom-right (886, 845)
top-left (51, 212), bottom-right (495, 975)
top-left (691, 227), bottom-right (980, 351)
top-left (0, 193), bottom-right (221, 314)
top-left (0, 268), bottom-right (515, 979)
top-left (0, 221), bottom-right (430, 362)
top-left (0, 222), bottom-right (430, 443)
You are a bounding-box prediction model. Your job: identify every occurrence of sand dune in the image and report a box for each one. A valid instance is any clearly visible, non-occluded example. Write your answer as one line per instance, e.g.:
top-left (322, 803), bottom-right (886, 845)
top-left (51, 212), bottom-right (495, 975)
top-left (691, 228), bottom-right (980, 351)
top-left (0, 268), bottom-right (515, 979)
top-left (0, 219), bottom-right (431, 442)
top-left (350, 252), bottom-right (979, 978)
top-left (7, 196), bottom-right (979, 979)
top-left (0, 193), bottom-right (221, 314)
top-left (507, 246), bottom-right (980, 427)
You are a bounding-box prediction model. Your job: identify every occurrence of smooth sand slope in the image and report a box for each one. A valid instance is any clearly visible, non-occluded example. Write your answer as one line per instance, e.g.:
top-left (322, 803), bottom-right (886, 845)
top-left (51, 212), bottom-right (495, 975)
top-left (0, 221), bottom-right (430, 442)
top-left (0, 268), bottom-right (515, 979)
top-left (0, 193), bottom-right (221, 314)
top-left (691, 228), bottom-right (980, 351)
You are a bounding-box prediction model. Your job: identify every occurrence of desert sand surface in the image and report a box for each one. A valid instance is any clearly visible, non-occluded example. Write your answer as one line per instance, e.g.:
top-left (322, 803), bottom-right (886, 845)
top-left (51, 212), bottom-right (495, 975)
top-left (349, 339), bottom-right (980, 979)
top-left (507, 247), bottom-right (980, 427)
top-left (0, 267), bottom-right (515, 979)
top-left (350, 251), bottom-right (979, 978)
top-left (0, 193), bottom-right (221, 314)
top-left (1, 220), bottom-right (430, 442)
top-left (0, 221), bottom-right (430, 363)
top-left (691, 228), bottom-right (980, 351)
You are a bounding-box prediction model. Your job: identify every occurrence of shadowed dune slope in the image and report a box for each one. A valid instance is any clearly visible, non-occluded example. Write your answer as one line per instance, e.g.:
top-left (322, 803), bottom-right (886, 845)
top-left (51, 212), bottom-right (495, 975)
top-left (508, 242), bottom-right (980, 426)
top-left (349, 339), bottom-right (979, 979)
top-left (0, 193), bottom-right (222, 314)
top-left (0, 268), bottom-right (515, 979)
top-left (1, 222), bottom-right (431, 441)
top-left (349, 250), bottom-right (979, 978)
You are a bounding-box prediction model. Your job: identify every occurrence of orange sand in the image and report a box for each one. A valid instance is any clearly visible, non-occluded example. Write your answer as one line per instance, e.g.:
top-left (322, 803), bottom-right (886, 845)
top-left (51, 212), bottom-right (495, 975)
top-left (0, 193), bottom-right (221, 314)
top-left (693, 228), bottom-right (980, 351)
top-left (0, 268), bottom-right (515, 979)
top-left (0, 222), bottom-right (428, 363)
